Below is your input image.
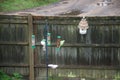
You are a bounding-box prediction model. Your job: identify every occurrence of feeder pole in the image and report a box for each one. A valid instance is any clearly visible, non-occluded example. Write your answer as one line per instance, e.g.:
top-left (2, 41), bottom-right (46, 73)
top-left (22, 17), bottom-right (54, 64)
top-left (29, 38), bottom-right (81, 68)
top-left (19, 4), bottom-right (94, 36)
top-left (44, 20), bottom-right (48, 80)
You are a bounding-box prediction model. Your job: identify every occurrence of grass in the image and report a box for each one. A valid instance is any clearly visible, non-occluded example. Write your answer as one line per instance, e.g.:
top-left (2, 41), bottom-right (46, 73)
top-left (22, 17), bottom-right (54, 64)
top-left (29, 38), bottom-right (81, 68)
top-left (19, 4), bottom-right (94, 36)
top-left (0, 0), bottom-right (59, 12)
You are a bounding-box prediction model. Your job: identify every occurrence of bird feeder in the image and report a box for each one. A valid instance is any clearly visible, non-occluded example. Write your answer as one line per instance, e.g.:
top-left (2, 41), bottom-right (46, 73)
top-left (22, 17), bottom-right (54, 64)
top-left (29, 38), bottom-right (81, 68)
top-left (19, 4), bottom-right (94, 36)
top-left (78, 16), bottom-right (89, 34)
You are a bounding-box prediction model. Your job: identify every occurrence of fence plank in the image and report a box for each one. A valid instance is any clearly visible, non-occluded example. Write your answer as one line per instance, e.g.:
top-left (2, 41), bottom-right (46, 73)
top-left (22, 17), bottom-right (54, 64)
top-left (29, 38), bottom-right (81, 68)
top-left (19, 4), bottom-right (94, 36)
top-left (0, 42), bottom-right (28, 45)
top-left (28, 14), bottom-right (34, 80)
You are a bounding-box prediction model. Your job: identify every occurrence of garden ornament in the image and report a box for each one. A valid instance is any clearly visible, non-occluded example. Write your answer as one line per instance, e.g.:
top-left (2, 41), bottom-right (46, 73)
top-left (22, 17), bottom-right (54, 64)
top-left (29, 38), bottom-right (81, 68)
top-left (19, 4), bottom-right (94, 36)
top-left (48, 64), bottom-right (58, 69)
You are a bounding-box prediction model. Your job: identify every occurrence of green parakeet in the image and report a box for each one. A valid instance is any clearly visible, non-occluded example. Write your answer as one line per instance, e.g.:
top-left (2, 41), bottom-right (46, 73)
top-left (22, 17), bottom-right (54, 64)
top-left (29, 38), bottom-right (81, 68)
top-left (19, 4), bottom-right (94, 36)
top-left (56, 40), bottom-right (65, 51)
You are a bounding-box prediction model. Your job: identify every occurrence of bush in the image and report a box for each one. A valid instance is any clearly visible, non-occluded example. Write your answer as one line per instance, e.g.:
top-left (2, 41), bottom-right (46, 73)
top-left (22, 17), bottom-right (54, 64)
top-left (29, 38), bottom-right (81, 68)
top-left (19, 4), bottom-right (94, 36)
top-left (0, 70), bottom-right (23, 80)
top-left (0, 70), bottom-right (11, 80)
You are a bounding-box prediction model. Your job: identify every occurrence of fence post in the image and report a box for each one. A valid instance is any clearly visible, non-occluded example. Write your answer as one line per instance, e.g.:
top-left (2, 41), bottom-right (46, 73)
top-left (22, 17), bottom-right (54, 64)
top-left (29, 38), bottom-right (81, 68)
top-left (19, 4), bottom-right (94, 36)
top-left (28, 14), bottom-right (34, 80)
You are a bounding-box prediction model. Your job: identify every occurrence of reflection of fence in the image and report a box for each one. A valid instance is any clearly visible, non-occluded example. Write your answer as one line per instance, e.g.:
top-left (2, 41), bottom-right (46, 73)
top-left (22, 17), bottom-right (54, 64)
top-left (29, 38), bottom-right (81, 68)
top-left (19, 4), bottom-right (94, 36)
top-left (0, 15), bottom-right (120, 80)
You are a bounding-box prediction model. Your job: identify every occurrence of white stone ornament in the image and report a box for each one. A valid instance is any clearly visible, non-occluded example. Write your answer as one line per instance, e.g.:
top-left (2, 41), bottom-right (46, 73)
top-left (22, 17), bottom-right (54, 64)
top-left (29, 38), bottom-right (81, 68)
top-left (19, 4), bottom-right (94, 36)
top-left (48, 64), bottom-right (58, 69)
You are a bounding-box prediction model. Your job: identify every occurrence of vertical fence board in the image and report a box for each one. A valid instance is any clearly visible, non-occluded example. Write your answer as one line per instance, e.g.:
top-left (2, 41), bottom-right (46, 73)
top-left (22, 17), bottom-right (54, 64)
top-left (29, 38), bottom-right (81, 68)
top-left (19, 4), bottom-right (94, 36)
top-left (28, 14), bottom-right (34, 80)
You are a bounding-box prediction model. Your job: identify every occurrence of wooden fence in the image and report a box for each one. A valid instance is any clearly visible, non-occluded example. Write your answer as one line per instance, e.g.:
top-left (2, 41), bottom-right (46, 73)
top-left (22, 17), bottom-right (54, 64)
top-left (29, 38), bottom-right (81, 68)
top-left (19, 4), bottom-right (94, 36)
top-left (0, 15), bottom-right (120, 80)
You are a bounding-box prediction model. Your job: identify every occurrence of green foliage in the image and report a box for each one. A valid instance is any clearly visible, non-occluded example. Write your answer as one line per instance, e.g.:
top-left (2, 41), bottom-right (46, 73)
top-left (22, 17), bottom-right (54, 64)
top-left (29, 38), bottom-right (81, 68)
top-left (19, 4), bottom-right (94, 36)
top-left (0, 0), bottom-right (59, 12)
top-left (0, 70), bottom-right (23, 80)
top-left (113, 73), bottom-right (120, 80)
top-left (49, 75), bottom-right (63, 80)
top-left (12, 72), bottom-right (23, 80)
top-left (0, 70), bottom-right (11, 80)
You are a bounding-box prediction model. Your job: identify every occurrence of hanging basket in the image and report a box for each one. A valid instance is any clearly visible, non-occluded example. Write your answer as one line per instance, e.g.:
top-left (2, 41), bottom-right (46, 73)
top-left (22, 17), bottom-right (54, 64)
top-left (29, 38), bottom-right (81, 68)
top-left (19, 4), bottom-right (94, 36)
top-left (78, 17), bottom-right (89, 30)
top-left (78, 17), bottom-right (89, 34)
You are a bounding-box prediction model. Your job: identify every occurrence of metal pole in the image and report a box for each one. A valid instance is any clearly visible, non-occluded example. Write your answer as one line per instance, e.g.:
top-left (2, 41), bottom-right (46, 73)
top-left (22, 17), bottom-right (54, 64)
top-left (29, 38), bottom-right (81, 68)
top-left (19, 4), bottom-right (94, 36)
top-left (44, 20), bottom-right (48, 80)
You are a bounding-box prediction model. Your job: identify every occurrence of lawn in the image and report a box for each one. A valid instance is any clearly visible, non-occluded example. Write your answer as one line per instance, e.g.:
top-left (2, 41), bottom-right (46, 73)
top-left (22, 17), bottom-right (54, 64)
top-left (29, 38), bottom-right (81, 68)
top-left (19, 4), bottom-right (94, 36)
top-left (0, 0), bottom-right (59, 12)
